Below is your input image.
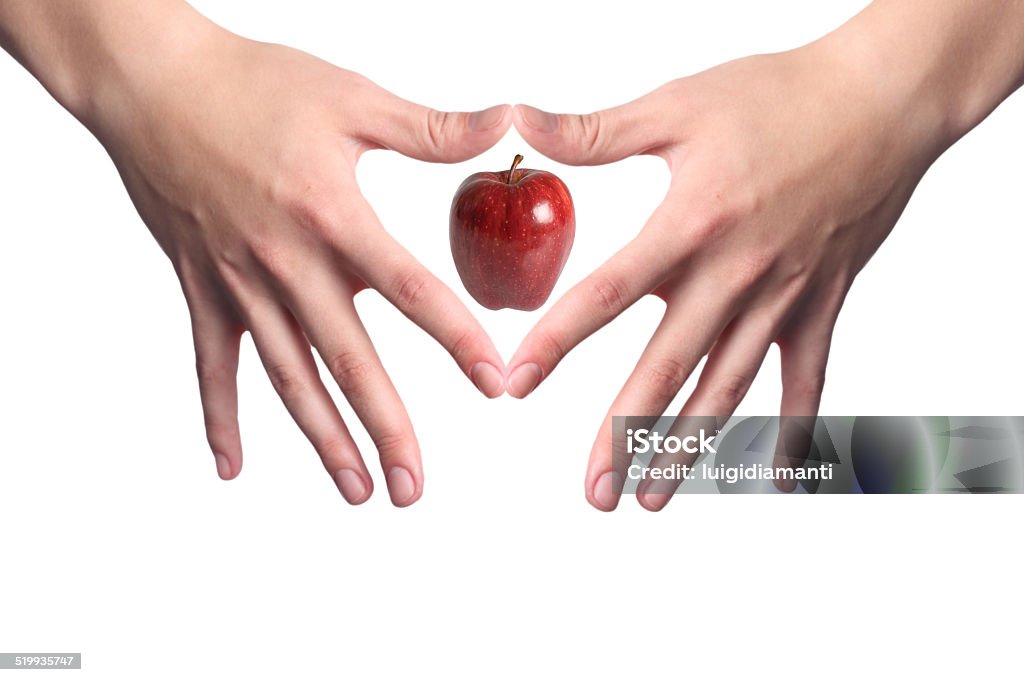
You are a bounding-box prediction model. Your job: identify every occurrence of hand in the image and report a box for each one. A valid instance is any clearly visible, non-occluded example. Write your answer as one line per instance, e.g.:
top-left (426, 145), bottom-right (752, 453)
top-left (507, 24), bottom-right (970, 509)
top-left (83, 14), bottom-right (509, 505)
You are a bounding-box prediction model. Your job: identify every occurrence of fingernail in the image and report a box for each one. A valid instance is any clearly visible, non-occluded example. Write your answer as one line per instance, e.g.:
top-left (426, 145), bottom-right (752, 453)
top-left (775, 479), bottom-right (798, 494)
top-left (519, 105), bottom-right (558, 134)
top-left (214, 453), bottom-right (232, 479)
top-left (334, 468), bottom-right (368, 505)
top-left (386, 467), bottom-right (417, 507)
top-left (639, 491), bottom-right (671, 512)
top-left (468, 105), bottom-right (506, 132)
top-left (470, 362), bottom-right (505, 398)
top-left (507, 363), bottom-right (543, 399)
top-left (593, 471), bottom-right (623, 511)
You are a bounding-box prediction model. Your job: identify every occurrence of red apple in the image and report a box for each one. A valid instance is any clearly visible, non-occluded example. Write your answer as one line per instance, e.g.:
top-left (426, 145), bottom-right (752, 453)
top-left (450, 154), bottom-right (575, 311)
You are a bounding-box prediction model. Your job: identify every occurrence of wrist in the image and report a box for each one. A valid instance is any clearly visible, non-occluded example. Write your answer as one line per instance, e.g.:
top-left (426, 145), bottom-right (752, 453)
top-left (70, 3), bottom-right (225, 137)
top-left (815, 1), bottom-right (1024, 155)
top-left (0, 1), bottom-right (222, 131)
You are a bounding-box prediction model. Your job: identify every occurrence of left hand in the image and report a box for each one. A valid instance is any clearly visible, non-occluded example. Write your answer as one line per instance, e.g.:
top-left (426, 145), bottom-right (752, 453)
top-left (506, 38), bottom-right (954, 510)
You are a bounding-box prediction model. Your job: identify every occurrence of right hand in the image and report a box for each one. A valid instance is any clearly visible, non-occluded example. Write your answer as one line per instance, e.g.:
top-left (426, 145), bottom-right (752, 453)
top-left (86, 16), bottom-right (510, 506)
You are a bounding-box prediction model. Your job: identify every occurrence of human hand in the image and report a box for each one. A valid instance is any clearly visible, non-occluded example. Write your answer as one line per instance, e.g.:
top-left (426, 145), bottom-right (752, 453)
top-left (506, 16), bottom-right (986, 509)
top-left (78, 10), bottom-right (510, 505)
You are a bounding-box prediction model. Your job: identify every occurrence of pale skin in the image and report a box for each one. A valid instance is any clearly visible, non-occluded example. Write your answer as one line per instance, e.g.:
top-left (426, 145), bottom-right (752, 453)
top-left (2, 1), bottom-right (1023, 511)
top-left (0, 0), bottom-right (512, 506)
top-left (508, 0), bottom-right (1024, 510)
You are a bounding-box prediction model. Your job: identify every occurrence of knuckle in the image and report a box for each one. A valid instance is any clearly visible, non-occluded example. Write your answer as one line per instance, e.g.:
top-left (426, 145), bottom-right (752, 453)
top-left (709, 372), bottom-right (753, 410)
top-left (792, 371), bottom-right (826, 402)
top-left (776, 263), bottom-right (814, 301)
top-left (273, 171), bottom-right (346, 240)
top-left (392, 270), bottom-right (432, 312)
top-left (372, 428), bottom-right (413, 461)
top-left (659, 78), bottom-right (689, 101)
top-left (311, 434), bottom-right (350, 462)
top-left (338, 68), bottom-right (373, 93)
top-left (326, 351), bottom-right (371, 395)
top-left (640, 356), bottom-right (691, 403)
top-left (611, 431), bottom-right (631, 463)
top-left (531, 327), bottom-right (568, 368)
top-left (449, 327), bottom-right (483, 365)
top-left (248, 238), bottom-right (296, 282)
top-left (588, 274), bottom-right (630, 317)
top-left (683, 179), bottom-right (754, 245)
top-left (574, 113), bottom-right (603, 156)
top-left (687, 201), bottom-right (734, 244)
top-left (730, 252), bottom-right (776, 294)
top-left (209, 251), bottom-right (249, 296)
top-left (195, 356), bottom-right (232, 388)
top-left (424, 108), bottom-right (453, 153)
top-left (289, 191), bottom-right (336, 237)
top-left (265, 363), bottom-right (308, 403)
top-left (729, 179), bottom-right (763, 219)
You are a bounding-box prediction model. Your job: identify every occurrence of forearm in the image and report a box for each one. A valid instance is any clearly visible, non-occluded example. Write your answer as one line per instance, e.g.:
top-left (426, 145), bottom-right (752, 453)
top-left (821, 0), bottom-right (1024, 150)
top-left (0, 0), bottom-right (215, 127)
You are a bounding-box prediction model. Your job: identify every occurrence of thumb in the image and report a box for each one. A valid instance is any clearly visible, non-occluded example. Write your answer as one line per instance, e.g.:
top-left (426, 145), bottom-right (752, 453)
top-left (513, 89), bottom-right (675, 166)
top-left (360, 90), bottom-right (511, 163)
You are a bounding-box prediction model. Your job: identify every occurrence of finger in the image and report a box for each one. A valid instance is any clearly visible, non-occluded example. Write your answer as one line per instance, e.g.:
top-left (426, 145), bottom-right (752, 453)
top-left (345, 211), bottom-right (506, 398)
top-left (245, 300), bottom-right (374, 505)
top-left (360, 87), bottom-right (511, 163)
top-left (512, 88), bottom-right (676, 166)
top-left (586, 287), bottom-right (736, 511)
top-left (772, 313), bottom-right (837, 493)
top-left (638, 313), bottom-right (777, 510)
top-left (284, 272), bottom-right (425, 507)
top-left (190, 299), bottom-right (244, 481)
top-left (506, 216), bottom-right (682, 398)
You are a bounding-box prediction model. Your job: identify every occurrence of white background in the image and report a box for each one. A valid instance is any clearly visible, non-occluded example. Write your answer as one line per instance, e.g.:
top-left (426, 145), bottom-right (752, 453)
top-left (1, 1), bottom-right (1022, 679)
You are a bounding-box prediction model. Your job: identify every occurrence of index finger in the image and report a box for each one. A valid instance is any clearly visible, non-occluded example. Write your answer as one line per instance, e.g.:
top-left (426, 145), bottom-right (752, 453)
top-left (329, 200), bottom-right (508, 399)
top-left (505, 211), bottom-right (685, 398)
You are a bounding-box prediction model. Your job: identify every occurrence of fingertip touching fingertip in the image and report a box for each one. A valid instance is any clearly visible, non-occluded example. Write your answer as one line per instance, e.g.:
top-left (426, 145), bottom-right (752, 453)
top-left (506, 362), bottom-right (543, 399)
top-left (467, 104), bottom-right (510, 133)
top-left (515, 104), bottom-right (559, 134)
top-left (470, 362), bottom-right (506, 399)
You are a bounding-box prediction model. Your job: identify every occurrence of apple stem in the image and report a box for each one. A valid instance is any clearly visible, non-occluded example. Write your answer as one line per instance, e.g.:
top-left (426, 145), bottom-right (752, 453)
top-left (507, 154), bottom-right (524, 184)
